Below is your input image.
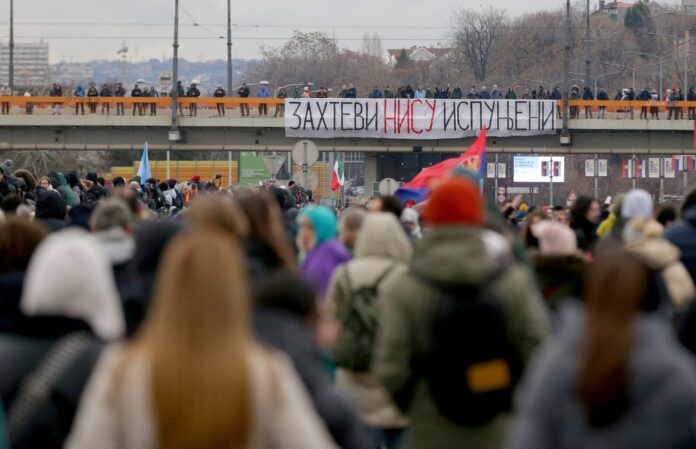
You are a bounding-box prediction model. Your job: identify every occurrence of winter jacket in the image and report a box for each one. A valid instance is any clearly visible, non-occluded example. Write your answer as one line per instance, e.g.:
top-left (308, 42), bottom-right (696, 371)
top-left (626, 235), bottom-right (695, 313)
top-left (72, 86), bottom-right (85, 97)
top-left (582, 89), bottom-right (594, 100)
top-left (597, 90), bottom-right (609, 101)
top-left (213, 87), bottom-right (226, 98)
top-left (99, 87), bottom-right (112, 97)
top-left (65, 346), bottom-right (340, 449)
top-left (301, 240), bottom-right (351, 299)
top-left (664, 207), bottom-right (696, 286)
top-left (238, 86), bottom-right (250, 98)
top-left (374, 226), bottom-right (549, 449)
top-left (130, 87), bottom-right (142, 97)
top-left (49, 86), bottom-right (62, 97)
top-left (505, 302), bottom-right (696, 449)
top-left (326, 214), bottom-right (412, 429)
top-left (254, 307), bottom-right (369, 449)
top-left (257, 87), bottom-right (271, 98)
top-left (479, 91), bottom-right (491, 99)
top-left (532, 253), bottom-right (585, 314)
top-left (113, 86), bottom-right (126, 97)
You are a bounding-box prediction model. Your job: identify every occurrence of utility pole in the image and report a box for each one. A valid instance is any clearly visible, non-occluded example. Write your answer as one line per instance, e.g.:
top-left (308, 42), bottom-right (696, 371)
top-left (9, 0), bottom-right (14, 93)
top-left (562, 0), bottom-right (571, 142)
top-left (585, 0), bottom-right (591, 94)
top-left (227, 0), bottom-right (233, 95)
top-left (169, 0), bottom-right (180, 141)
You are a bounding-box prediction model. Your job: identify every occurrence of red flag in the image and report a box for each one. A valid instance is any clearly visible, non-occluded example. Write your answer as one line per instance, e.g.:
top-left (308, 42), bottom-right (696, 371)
top-left (403, 129), bottom-right (487, 189)
top-left (693, 119), bottom-right (696, 149)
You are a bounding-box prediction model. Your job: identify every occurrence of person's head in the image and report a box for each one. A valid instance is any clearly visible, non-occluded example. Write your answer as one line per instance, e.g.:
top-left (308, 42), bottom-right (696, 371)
top-left (580, 251), bottom-right (659, 428)
top-left (112, 176), bottom-right (126, 187)
top-left (38, 176), bottom-right (52, 190)
top-left (1, 194), bottom-right (22, 215)
top-left (656, 204), bottom-right (678, 228)
top-left (682, 188), bottom-right (696, 214)
top-left (254, 270), bottom-right (318, 321)
top-left (185, 194), bottom-right (249, 239)
top-left (423, 178), bottom-right (483, 227)
top-left (21, 228), bottom-right (125, 340)
top-left (531, 220), bottom-right (577, 256)
top-left (35, 190), bottom-right (67, 221)
top-left (570, 197), bottom-right (600, 227)
top-left (522, 210), bottom-right (551, 248)
top-left (400, 207), bottom-right (422, 238)
top-left (355, 212), bottom-right (413, 263)
top-left (338, 207), bottom-right (367, 253)
top-left (552, 205), bottom-right (568, 225)
top-left (90, 198), bottom-right (134, 233)
top-left (297, 206), bottom-right (337, 253)
top-left (369, 195), bottom-right (403, 218)
top-left (621, 189), bottom-right (653, 220)
top-left (120, 230), bottom-right (253, 449)
top-left (0, 217), bottom-right (48, 274)
top-left (237, 191), bottom-right (296, 270)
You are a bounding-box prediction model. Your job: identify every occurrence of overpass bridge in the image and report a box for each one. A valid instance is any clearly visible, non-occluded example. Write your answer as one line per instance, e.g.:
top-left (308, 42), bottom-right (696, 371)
top-left (1, 98), bottom-right (696, 154)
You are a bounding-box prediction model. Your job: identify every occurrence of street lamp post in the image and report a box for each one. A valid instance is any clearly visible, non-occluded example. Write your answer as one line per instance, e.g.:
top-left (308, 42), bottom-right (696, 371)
top-left (9, 0), bottom-right (14, 93)
top-left (226, 0), bottom-right (233, 95)
top-left (562, 0), bottom-right (571, 140)
top-left (169, 0), bottom-right (180, 141)
top-left (585, 0), bottom-right (592, 93)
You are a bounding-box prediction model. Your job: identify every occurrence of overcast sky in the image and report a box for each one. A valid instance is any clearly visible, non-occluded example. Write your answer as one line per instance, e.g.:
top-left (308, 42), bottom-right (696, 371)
top-left (0, 0), bottom-right (562, 63)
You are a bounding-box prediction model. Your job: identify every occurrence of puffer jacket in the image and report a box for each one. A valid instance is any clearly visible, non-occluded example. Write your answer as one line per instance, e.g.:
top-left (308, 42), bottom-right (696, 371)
top-left (665, 207), bottom-right (696, 285)
top-left (373, 226), bottom-right (549, 449)
top-left (326, 213), bottom-right (413, 429)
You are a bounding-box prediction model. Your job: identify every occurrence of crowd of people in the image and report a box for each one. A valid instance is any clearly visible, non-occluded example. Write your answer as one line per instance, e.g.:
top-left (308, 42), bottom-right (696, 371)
top-left (4, 81), bottom-right (696, 120)
top-left (3, 156), bottom-right (696, 449)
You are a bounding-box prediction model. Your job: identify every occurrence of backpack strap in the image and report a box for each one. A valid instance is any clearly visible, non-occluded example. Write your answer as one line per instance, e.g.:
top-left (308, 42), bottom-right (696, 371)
top-left (7, 332), bottom-right (94, 440)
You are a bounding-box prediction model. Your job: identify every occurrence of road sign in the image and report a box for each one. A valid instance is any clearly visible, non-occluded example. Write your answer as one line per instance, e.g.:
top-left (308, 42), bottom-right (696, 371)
top-left (497, 186), bottom-right (506, 195)
top-left (566, 190), bottom-right (577, 206)
top-left (497, 194), bottom-right (506, 203)
top-left (292, 171), bottom-right (318, 191)
top-left (291, 140), bottom-right (319, 166)
top-left (378, 178), bottom-right (399, 196)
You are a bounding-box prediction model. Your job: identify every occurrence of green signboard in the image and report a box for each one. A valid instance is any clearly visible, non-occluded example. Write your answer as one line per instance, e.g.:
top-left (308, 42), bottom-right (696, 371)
top-left (239, 152), bottom-right (271, 185)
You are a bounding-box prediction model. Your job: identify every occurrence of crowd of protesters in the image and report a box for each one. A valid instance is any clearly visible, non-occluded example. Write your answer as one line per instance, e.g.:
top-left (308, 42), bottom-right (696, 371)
top-left (4, 80), bottom-right (696, 120)
top-left (4, 154), bottom-right (696, 449)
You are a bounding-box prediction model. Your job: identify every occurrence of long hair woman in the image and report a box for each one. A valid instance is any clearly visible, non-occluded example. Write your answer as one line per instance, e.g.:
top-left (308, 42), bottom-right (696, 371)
top-left (506, 251), bottom-right (696, 449)
top-left (237, 191), bottom-right (296, 280)
top-left (66, 231), bottom-right (337, 449)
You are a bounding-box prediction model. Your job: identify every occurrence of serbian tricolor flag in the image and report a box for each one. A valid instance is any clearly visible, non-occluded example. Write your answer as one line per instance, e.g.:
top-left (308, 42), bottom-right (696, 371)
top-left (621, 160), bottom-right (633, 178)
top-left (635, 159), bottom-right (646, 178)
top-left (395, 129), bottom-right (487, 203)
top-left (673, 155), bottom-right (686, 172)
top-left (331, 155), bottom-right (344, 191)
top-left (541, 161), bottom-right (560, 177)
top-left (690, 156), bottom-right (696, 172)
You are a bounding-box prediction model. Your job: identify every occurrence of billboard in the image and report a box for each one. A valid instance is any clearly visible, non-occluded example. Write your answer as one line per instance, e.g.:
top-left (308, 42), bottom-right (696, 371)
top-left (513, 156), bottom-right (565, 183)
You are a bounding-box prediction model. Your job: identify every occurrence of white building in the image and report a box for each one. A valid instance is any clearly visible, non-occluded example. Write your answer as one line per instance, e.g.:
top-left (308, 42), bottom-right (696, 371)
top-left (684, 0), bottom-right (696, 15)
top-left (385, 46), bottom-right (451, 65)
top-left (0, 41), bottom-right (50, 88)
top-left (51, 64), bottom-right (95, 85)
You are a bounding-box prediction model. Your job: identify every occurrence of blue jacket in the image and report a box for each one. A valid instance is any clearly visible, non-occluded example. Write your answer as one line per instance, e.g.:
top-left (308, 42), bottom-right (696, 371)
top-left (665, 208), bottom-right (696, 285)
top-left (257, 87), bottom-right (270, 98)
top-left (73, 86), bottom-right (85, 97)
top-left (506, 302), bottom-right (696, 449)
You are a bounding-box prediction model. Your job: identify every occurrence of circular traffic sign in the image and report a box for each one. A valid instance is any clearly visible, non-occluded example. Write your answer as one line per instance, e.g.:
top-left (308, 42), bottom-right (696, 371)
top-left (291, 140), bottom-right (319, 166)
top-left (378, 178), bottom-right (399, 196)
top-left (292, 171), bottom-right (319, 191)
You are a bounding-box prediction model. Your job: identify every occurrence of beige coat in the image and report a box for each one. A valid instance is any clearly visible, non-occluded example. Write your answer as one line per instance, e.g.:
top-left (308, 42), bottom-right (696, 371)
top-left (624, 219), bottom-right (695, 312)
top-left (65, 346), bottom-right (338, 449)
top-left (326, 213), bottom-right (413, 429)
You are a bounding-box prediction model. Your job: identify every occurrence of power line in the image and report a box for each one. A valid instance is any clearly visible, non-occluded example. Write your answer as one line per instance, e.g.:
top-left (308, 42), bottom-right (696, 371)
top-left (3, 21), bottom-right (454, 30)
top-left (5, 35), bottom-right (450, 41)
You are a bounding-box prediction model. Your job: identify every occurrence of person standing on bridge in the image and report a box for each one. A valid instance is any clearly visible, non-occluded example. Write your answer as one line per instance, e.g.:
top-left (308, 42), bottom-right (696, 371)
top-left (131, 84), bottom-right (142, 116)
top-left (99, 84), bottom-right (112, 115)
top-left (87, 85), bottom-right (99, 114)
top-left (0, 85), bottom-right (10, 115)
top-left (186, 83), bottom-right (200, 117)
top-left (274, 87), bottom-right (287, 117)
top-left (596, 88), bottom-right (609, 119)
top-left (257, 85), bottom-right (270, 116)
top-left (73, 85), bottom-right (86, 115)
top-left (214, 85), bottom-right (226, 116)
top-left (637, 87), bottom-right (651, 120)
top-left (582, 87), bottom-right (594, 119)
top-left (148, 86), bottom-right (158, 116)
top-left (238, 82), bottom-right (250, 117)
top-left (114, 83), bottom-right (126, 116)
top-left (49, 83), bottom-right (63, 115)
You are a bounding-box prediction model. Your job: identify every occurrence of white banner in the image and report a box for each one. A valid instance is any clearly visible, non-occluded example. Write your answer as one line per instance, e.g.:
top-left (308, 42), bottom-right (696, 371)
top-left (497, 163), bottom-right (506, 179)
top-left (284, 99), bottom-right (557, 139)
top-left (585, 160), bottom-right (595, 177)
top-left (487, 163), bottom-right (496, 179)
top-left (598, 159), bottom-right (608, 177)
top-left (664, 158), bottom-right (676, 178)
top-left (648, 158), bottom-right (660, 178)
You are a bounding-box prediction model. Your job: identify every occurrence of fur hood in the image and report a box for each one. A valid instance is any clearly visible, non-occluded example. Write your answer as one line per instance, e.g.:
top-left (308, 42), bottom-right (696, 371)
top-left (12, 169), bottom-right (37, 192)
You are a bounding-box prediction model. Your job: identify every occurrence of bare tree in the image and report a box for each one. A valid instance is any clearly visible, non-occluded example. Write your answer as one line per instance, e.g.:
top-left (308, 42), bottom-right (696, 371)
top-left (450, 7), bottom-right (507, 82)
top-left (361, 33), bottom-right (384, 59)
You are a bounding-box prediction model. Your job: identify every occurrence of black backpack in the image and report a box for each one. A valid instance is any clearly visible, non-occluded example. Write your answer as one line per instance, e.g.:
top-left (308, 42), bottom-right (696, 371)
top-left (423, 267), bottom-right (522, 426)
top-left (333, 265), bottom-right (396, 372)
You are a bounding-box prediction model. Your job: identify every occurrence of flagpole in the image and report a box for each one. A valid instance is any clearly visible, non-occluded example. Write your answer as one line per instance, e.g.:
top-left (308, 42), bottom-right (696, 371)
top-left (685, 155), bottom-right (689, 195)
top-left (632, 153), bottom-right (636, 190)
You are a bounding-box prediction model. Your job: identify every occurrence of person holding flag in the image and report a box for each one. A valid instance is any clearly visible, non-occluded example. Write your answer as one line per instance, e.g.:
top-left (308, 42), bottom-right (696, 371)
top-left (137, 142), bottom-right (151, 185)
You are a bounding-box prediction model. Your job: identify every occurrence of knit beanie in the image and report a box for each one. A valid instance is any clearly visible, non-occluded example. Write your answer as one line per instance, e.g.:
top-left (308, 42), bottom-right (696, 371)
top-left (622, 189), bottom-right (653, 219)
top-left (424, 178), bottom-right (483, 225)
top-left (532, 221), bottom-right (577, 256)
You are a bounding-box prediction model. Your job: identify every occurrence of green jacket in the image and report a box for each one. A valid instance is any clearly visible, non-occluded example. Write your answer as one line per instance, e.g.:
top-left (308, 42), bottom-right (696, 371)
top-left (374, 227), bottom-right (549, 449)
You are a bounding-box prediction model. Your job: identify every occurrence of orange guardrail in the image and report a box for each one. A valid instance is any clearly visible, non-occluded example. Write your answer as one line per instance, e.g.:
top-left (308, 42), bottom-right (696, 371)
top-left (0, 97), bottom-right (694, 113)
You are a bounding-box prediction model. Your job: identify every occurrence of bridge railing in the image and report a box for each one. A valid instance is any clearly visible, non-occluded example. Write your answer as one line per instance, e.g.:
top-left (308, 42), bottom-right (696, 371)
top-left (0, 97), bottom-right (694, 119)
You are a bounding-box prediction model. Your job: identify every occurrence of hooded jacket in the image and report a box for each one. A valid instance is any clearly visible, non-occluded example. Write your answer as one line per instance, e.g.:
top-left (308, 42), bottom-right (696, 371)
top-left (373, 226), bottom-right (549, 449)
top-left (300, 208), bottom-right (351, 298)
top-left (35, 190), bottom-right (66, 232)
top-left (505, 302), bottom-right (696, 449)
top-left (326, 214), bottom-right (413, 429)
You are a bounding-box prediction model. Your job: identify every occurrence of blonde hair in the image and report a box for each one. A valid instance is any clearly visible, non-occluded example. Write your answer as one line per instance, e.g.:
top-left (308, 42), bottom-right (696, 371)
top-left (185, 194), bottom-right (249, 238)
top-left (116, 230), bottom-right (254, 449)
